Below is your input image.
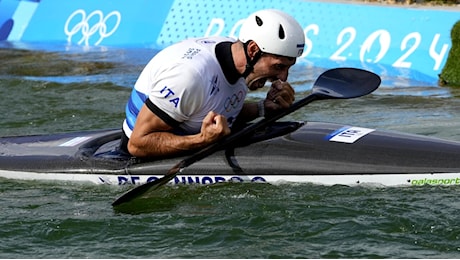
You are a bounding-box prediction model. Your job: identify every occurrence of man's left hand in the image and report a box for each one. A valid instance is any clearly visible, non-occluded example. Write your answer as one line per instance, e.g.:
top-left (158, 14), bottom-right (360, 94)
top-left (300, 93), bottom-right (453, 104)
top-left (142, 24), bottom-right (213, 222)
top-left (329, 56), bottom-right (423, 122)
top-left (264, 80), bottom-right (295, 115)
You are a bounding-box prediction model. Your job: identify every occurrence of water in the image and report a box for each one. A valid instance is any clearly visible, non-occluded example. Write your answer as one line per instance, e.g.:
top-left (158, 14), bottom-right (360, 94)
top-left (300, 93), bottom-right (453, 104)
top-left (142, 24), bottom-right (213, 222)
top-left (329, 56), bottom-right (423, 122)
top-left (1, 45), bottom-right (460, 258)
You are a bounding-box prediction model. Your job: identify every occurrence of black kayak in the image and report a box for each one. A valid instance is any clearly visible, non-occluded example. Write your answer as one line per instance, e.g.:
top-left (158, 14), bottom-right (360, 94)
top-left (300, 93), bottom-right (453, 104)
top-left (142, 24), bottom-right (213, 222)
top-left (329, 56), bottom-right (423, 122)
top-left (1, 120), bottom-right (460, 187)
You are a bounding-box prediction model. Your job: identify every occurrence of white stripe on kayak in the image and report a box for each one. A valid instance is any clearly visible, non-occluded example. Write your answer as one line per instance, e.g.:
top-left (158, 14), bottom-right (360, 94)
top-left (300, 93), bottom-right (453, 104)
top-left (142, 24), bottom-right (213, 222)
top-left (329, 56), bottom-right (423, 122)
top-left (1, 169), bottom-right (460, 187)
top-left (59, 136), bottom-right (92, 147)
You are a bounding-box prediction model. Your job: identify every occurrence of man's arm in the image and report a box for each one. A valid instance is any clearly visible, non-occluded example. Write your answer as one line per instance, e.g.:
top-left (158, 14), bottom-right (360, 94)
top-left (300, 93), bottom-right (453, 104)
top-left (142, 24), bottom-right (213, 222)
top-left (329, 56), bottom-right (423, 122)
top-left (128, 105), bottom-right (230, 158)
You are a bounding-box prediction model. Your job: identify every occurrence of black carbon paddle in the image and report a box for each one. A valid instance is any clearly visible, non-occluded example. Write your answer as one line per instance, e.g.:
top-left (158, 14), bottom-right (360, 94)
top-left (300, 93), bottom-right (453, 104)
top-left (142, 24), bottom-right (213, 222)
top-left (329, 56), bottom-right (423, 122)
top-left (112, 67), bottom-right (381, 208)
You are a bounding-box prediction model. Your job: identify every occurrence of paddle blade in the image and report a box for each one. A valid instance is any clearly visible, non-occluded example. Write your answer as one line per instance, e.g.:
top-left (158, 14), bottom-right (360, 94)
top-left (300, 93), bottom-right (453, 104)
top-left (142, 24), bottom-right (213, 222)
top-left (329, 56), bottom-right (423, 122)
top-left (312, 68), bottom-right (380, 99)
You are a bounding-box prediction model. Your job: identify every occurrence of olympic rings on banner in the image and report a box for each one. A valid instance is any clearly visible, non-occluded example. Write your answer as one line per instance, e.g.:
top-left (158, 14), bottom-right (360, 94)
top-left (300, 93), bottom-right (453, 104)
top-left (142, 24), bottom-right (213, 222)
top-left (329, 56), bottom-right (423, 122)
top-left (64, 9), bottom-right (121, 46)
top-left (224, 91), bottom-right (244, 112)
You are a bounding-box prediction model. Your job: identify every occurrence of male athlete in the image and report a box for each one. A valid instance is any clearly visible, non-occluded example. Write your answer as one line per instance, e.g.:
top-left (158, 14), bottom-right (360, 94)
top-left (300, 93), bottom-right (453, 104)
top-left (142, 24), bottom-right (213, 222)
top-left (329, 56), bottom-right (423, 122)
top-left (120, 9), bottom-right (305, 157)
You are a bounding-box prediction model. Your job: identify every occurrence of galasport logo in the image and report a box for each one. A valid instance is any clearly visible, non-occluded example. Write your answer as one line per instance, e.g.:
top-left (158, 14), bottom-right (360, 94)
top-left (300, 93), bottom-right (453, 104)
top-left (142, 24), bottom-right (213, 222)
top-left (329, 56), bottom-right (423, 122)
top-left (64, 9), bottom-right (121, 46)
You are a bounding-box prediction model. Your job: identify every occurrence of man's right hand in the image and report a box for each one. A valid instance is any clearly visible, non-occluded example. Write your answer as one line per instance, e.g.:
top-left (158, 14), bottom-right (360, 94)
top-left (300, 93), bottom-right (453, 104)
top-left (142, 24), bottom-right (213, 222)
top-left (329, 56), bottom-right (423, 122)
top-left (200, 111), bottom-right (231, 145)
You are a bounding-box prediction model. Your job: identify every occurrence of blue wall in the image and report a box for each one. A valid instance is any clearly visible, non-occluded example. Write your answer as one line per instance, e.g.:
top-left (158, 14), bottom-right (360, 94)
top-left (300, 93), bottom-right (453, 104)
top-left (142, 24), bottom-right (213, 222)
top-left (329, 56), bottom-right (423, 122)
top-left (1, 0), bottom-right (459, 84)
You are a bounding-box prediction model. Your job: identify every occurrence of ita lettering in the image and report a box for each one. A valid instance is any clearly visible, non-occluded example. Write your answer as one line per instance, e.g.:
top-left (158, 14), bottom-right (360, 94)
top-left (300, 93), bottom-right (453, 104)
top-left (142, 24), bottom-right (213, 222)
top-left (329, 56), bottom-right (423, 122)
top-left (339, 129), bottom-right (361, 138)
top-left (160, 86), bottom-right (180, 108)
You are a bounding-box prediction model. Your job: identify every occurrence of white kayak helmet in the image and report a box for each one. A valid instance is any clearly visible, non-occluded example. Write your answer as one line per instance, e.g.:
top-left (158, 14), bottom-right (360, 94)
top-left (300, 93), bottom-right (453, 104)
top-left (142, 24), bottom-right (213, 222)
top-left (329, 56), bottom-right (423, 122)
top-left (239, 9), bottom-right (305, 58)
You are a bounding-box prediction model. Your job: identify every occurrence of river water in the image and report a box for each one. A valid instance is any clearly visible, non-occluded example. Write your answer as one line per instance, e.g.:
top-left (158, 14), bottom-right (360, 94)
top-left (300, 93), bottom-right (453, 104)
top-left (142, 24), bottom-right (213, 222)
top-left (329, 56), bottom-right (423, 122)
top-left (1, 44), bottom-right (460, 258)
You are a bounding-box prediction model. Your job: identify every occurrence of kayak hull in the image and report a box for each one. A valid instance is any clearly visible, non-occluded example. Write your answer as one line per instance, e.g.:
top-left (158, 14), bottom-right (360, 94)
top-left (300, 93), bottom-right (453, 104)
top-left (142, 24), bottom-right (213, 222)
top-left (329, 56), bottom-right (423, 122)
top-left (1, 121), bottom-right (460, 187)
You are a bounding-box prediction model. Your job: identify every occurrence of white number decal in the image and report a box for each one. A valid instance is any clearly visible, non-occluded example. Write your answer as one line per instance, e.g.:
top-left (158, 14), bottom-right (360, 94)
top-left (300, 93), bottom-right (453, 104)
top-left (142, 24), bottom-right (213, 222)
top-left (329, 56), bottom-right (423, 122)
top-left (330, 27), bottom-right (356, 61)
top-left (393, 32), bottom-right (421, 68)
top-left (302, 24), bottom-right (319, 58)
top-left (360, 29), bottom-right (391, 63)
top-left (429, 33), bottom-right (449, 71)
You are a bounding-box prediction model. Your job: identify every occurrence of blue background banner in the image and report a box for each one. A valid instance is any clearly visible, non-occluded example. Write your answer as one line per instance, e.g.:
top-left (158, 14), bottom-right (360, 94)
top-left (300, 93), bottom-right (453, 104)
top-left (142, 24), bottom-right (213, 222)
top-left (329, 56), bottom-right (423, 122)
top-left (0, 0), bottom-right (459, 84)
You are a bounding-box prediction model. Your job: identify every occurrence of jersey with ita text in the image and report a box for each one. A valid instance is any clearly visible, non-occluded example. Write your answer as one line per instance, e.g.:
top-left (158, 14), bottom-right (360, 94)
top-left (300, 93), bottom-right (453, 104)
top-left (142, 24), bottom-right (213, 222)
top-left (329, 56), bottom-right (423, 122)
top-left (123, 37), bottom-right (248, 138)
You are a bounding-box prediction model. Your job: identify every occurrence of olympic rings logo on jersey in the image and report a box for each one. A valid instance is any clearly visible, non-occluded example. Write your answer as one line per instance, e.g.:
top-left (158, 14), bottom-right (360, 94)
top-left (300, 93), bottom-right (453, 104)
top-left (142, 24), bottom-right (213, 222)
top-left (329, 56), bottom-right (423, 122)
top-left (224, 91), bottom-right (244, 112)
top-left (64, 9), bottom-right (121, 46)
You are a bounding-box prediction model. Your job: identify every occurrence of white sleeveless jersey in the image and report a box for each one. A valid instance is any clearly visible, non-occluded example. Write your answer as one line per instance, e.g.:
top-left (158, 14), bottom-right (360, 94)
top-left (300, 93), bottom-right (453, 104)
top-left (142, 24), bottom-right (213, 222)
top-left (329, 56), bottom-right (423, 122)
top-left (123, 37), bottom-right (248, 138)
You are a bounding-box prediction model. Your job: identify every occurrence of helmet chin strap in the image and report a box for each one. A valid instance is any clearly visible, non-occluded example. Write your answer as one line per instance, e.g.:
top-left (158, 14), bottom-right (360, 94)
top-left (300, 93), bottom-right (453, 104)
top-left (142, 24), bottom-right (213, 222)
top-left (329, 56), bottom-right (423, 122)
top-left (241, 41), bottom-right (262, 78)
